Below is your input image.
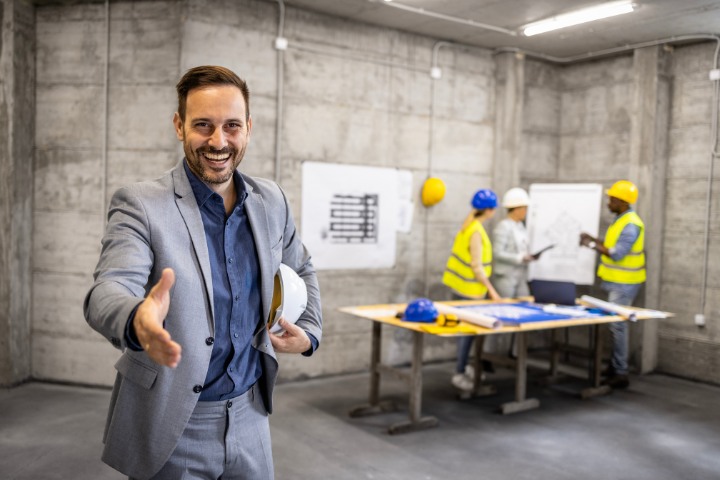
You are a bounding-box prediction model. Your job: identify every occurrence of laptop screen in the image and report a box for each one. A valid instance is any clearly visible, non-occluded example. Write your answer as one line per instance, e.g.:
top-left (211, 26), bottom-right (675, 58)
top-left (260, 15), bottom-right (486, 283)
top-left (528, 280), bottom-right (577, 305)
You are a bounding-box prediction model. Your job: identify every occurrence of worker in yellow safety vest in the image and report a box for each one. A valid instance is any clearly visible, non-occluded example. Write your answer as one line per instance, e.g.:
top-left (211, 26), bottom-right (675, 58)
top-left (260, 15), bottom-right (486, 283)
top-left (579, 180), bottom-right (645, 390)
top-left (443, 189), bottom-right (501, 392)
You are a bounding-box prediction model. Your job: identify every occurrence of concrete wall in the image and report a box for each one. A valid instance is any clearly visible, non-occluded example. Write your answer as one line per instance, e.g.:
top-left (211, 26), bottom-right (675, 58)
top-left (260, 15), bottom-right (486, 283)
top-left (658, 42), bottom-right (720, 382)
top-left (0, 0), bottom-right (34, 387)
top-left (5, 0), bottom-right (717, 387)
top-left (30, 0), bottom-right (495, 386)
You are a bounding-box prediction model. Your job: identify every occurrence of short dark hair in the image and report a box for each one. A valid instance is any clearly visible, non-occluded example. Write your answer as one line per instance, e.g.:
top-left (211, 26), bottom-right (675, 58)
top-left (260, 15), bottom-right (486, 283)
top-left (176, 65), bottom-right (250, 122)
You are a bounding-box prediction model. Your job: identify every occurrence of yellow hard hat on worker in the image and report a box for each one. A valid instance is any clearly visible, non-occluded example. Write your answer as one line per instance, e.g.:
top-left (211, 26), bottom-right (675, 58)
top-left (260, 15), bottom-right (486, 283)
top-left (606, 180), bottom-right (638, 204)
top-left (421, 177), bottom-right (446, 207)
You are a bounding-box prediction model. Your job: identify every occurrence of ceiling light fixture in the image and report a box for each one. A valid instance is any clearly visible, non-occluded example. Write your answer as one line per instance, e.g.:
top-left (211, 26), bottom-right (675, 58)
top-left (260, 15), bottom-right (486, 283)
top-left (521, 0), bottom-right (635, 37)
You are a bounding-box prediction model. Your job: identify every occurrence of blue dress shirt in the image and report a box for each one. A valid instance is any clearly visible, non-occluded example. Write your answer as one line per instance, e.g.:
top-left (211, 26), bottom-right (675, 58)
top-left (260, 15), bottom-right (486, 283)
top-left (183, 162), bottom-right (263, 401)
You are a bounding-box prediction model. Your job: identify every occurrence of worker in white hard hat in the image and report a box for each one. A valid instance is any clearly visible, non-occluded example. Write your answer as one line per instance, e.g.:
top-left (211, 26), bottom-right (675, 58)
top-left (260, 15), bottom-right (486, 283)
top-left (579, 180), bottom-right (645, 390)
top-left (492, 187), bottom-right (539, 299)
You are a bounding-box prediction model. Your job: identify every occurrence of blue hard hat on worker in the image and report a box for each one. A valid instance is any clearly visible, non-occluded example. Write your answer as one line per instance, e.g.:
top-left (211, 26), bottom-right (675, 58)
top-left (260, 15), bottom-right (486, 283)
top-left (471, 189), bottom-right (498, 210)
top-left (403, 298), bottom-right (438, 323)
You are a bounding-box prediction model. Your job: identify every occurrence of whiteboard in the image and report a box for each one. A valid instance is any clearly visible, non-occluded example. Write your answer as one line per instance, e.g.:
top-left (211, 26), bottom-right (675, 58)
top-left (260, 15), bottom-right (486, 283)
top-left (301, 162), bottom-right (401, 270)
top-left (526, 183), bottom-right (602, 285)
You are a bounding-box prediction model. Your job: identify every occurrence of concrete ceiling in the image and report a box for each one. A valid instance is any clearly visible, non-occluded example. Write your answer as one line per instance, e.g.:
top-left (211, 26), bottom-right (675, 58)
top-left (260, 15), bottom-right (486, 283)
top-left (283, 0), bottom-right (720, 59)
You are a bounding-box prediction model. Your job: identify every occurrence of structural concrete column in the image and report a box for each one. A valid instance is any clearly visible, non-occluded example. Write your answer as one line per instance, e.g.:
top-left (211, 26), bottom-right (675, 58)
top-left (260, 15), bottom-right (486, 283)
top-left (493, 52), bottom-right (525, 201)
top-left (628, 45), bottom-right (672, 373)
top-left (0, 0), bottom-right (35, 386)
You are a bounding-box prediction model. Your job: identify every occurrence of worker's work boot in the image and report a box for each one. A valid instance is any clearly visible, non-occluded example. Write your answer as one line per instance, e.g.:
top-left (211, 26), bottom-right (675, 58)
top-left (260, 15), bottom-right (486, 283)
top-left (603, 374), bottom-right (630, 389)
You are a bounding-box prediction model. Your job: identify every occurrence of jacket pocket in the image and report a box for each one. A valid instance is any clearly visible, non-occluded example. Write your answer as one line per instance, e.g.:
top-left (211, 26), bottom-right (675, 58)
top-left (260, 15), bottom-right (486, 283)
top-left (115, 353), bottom-right (158, 390)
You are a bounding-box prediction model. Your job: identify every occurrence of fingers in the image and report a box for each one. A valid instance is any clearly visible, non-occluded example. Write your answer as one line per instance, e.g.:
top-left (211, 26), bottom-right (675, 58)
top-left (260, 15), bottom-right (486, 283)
top-left (269, 318), bottom-right (310, 354)
top-left (145, 332), bottom-right (182, 368)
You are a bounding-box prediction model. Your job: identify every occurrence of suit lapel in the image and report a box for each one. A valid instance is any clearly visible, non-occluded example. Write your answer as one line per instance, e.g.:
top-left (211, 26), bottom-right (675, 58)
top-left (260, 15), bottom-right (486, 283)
top-left (243, 178), bottom-right (274, 335)
top-left (172, 165), bottom-right (215, 334)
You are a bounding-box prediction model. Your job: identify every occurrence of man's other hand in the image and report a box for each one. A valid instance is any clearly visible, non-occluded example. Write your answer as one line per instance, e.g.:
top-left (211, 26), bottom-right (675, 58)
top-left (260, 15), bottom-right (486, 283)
top-left (134, 268), bottom-right (182, 368)
top-left (269, 318), bottom-right (311, 354)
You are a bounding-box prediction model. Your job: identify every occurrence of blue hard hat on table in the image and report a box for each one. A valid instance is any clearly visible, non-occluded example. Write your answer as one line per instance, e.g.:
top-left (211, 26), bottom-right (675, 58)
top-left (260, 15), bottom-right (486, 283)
top-left (403, 298), bottom-right (438, 323)
top-left (471, 189), bottom-right (498, 209)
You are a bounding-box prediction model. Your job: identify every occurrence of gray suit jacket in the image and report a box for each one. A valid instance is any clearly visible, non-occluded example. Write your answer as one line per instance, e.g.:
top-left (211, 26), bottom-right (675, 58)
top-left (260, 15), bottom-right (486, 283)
top-left (84, 161), bottom-right (322, 479)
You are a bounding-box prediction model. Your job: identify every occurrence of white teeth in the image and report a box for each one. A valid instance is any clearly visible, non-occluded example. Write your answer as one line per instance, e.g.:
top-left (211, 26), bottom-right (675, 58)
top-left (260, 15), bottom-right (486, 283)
top-left (204, 152), bottom-right (230, 161)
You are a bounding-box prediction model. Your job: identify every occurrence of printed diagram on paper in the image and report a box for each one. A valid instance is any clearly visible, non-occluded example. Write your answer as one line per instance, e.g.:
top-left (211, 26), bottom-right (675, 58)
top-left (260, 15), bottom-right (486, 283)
top-left (527, 183), bottom-right (602, 285)
top-left (328, 194), bottom-right (378, 244)
top-left (302, 162), bottom-right (408, 270)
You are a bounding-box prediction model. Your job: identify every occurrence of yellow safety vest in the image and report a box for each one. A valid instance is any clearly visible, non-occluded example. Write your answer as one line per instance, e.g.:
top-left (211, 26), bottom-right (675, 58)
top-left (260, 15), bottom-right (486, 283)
top-left (443, 221), bottom-right (492, 298)
top-left (597, 210), bottom-right (646, 284)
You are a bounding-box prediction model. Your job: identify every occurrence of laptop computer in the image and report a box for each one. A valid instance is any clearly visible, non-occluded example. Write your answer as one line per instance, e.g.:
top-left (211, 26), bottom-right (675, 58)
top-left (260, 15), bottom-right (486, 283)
top-left (528, 279), bottom-right (577, 306)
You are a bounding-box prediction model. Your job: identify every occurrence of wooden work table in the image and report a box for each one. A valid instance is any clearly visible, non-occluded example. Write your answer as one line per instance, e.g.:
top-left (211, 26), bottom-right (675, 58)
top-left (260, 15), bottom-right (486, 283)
top-left (339, 299), bottom-right (668, 434)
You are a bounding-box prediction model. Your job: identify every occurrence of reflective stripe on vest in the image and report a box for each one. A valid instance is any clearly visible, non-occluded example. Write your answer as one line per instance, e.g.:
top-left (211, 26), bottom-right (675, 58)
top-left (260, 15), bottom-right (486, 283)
top-left (442, 221), bottom-right (492, 298)
top-left (597, 210), bottom-right (646, 284)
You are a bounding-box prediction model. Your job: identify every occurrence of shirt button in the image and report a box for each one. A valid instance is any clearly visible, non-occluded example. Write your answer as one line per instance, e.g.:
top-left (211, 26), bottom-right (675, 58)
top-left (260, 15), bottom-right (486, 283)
top-left (193, 385), bottom-right (203, 393)
top-left (234, 295), bottom-right (239, 301)
top-left (227, 401), bottom-right (233, 409)
top-left (205, 337), bottom-right (214, 346)
top-left (228, 258), bottom-right (233, 264)
top-left (234, 333), bottom-right (239, 338)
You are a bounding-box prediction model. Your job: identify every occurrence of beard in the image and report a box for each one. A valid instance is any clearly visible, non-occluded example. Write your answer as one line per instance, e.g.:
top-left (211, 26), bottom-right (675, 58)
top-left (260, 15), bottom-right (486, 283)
top-left (183, 139), bottom-right (246, 185)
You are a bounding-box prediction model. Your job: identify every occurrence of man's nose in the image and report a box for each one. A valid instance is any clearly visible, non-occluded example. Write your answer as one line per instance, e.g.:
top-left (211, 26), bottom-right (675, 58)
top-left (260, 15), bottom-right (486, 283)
top-left (208, 128), bottom-right (227, 149)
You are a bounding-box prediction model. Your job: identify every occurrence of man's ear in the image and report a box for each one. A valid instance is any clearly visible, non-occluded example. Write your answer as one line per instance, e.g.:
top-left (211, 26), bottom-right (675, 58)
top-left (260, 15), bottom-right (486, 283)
top-left (247, 114), bottom-right (253, 138)
top-left (172, 112), bottom-right (184, 140)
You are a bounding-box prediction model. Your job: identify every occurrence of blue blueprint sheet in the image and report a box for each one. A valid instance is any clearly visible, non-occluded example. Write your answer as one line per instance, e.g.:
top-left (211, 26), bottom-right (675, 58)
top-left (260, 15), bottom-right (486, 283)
top-left (455, 302), bottom-right (608, 324)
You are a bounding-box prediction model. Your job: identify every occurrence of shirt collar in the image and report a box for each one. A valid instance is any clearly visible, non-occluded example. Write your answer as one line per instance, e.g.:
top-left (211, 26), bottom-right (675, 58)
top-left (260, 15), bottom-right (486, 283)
top-left (183, 159), bottom-right (249, 209)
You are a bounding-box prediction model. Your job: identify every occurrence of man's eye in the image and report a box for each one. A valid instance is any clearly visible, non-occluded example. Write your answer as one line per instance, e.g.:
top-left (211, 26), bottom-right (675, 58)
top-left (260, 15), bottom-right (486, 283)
top-left (194, 123), bottom-right (212, 132)
top-left (225, 123), bottom-right (242, 132)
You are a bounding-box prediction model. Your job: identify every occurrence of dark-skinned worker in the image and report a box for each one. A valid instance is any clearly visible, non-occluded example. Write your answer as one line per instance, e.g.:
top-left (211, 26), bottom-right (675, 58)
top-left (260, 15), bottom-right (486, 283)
top-left (579, 180), bottom-right (645, 389)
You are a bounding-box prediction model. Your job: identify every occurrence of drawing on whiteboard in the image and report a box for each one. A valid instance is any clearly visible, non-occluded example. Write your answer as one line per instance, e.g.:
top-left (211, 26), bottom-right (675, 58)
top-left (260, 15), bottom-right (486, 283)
top-left (527, 183), bottom-right (602, 285)
top-left (328, 193), bottom-right (379, 243)
top-left (540, 211), bottom-right (583, 258)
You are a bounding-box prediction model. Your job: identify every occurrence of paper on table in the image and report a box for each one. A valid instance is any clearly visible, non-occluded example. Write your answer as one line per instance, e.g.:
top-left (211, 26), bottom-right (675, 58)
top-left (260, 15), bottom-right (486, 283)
top-left (579, 295), bottom-right (637, 320)
top-left (434, 303), bottom-right (502, 330)
top-left (579, 295), bottom-right (668, 321)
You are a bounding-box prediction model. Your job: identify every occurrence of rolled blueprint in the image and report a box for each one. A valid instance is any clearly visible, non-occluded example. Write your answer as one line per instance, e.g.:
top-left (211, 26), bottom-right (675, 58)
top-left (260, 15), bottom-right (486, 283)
top-left (579, 295), bottom-right (637, 321)
top-left (434, 302), bottom-right (502, 330)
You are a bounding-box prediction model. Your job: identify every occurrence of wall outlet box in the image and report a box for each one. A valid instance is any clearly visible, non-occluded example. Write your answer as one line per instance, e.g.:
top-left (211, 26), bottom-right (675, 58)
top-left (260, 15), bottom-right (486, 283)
top-left (709, 69), bottom-right (720, 81)
top-left (430, 67), bottom-right (442, 79)
top-left (274, 37), bottom-right (288, 50)
top-left (694, 313), bottom-right (706, 327)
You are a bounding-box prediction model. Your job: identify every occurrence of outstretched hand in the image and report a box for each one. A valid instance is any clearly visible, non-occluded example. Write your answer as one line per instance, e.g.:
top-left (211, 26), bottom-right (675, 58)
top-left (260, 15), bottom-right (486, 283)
top-left (134, 268), bottom-right (182, 368)
top-left (269, 318), bottom-right (311, 354)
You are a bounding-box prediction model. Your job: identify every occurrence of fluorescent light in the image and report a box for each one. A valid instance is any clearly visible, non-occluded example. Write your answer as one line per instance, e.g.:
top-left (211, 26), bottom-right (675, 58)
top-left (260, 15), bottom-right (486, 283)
top-left (522, 1), bottom-right (635, 37)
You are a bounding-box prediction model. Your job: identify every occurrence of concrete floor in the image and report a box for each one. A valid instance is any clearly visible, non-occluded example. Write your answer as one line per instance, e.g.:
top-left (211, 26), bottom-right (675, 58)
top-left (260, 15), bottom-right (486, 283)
top-left (2, 363), bottom-right (720, 480)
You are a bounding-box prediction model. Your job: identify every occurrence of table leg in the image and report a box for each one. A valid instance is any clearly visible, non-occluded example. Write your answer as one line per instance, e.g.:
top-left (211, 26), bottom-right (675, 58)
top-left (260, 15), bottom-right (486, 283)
top-left (459, 335), bottom-right (496, 399)
top-left (580, 324), bottom-right (612, 399)
top-left (500, 331), bottom-right (540, 414)
top-left (388, 331), bottom-right (438, 434)
top-left (348, 322), bottom-right (398, 417)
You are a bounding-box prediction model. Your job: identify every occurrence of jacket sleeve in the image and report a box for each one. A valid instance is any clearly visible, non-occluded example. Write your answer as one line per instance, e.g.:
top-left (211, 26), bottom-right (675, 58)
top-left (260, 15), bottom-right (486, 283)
top-left (83, 186), bottom-right (153, 351)
top-left (276, 186), bottom-right (323, 349)
top-left (493, 220), bottom-right (524, 266)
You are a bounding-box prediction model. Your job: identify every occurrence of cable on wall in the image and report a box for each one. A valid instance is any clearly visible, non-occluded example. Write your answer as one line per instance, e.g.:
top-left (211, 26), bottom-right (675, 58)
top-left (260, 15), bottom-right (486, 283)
top-left (101, 0), bottom-right (110, 224)
top-left (274, 0), bottom-right (287, 184)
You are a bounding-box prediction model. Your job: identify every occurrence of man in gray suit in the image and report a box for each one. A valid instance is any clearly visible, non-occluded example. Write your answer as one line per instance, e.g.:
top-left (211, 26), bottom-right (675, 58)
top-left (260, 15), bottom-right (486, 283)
top-left (84, 65), bottom-right (322, 480)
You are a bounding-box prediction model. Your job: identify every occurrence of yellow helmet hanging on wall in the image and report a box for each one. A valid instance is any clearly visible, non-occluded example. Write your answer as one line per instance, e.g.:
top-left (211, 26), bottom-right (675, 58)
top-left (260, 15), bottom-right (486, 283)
top-left (421, 177), bottom-right (446, 207)
top-left (606, 180), bottom-right (638, 204)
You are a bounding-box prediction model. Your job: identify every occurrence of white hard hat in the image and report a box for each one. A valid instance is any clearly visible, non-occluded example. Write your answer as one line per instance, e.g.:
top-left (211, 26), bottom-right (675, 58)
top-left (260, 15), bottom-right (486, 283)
top-left (502, 187), bottom-right (530, 208)
top-left (268, 264), bottom-right (308, 334)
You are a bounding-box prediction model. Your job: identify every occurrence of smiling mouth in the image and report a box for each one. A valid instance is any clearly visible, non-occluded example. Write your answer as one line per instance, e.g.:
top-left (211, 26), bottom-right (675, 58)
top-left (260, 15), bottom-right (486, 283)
top-left (203, 151), bottom-right (231, 162)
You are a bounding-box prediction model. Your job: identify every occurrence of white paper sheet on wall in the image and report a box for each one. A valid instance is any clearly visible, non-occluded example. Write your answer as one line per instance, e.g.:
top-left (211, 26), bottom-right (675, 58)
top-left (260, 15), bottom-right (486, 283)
top-left (526, 183), bottom-right (602, 285)
top-left (301, 162), bottom-right (403, 270)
